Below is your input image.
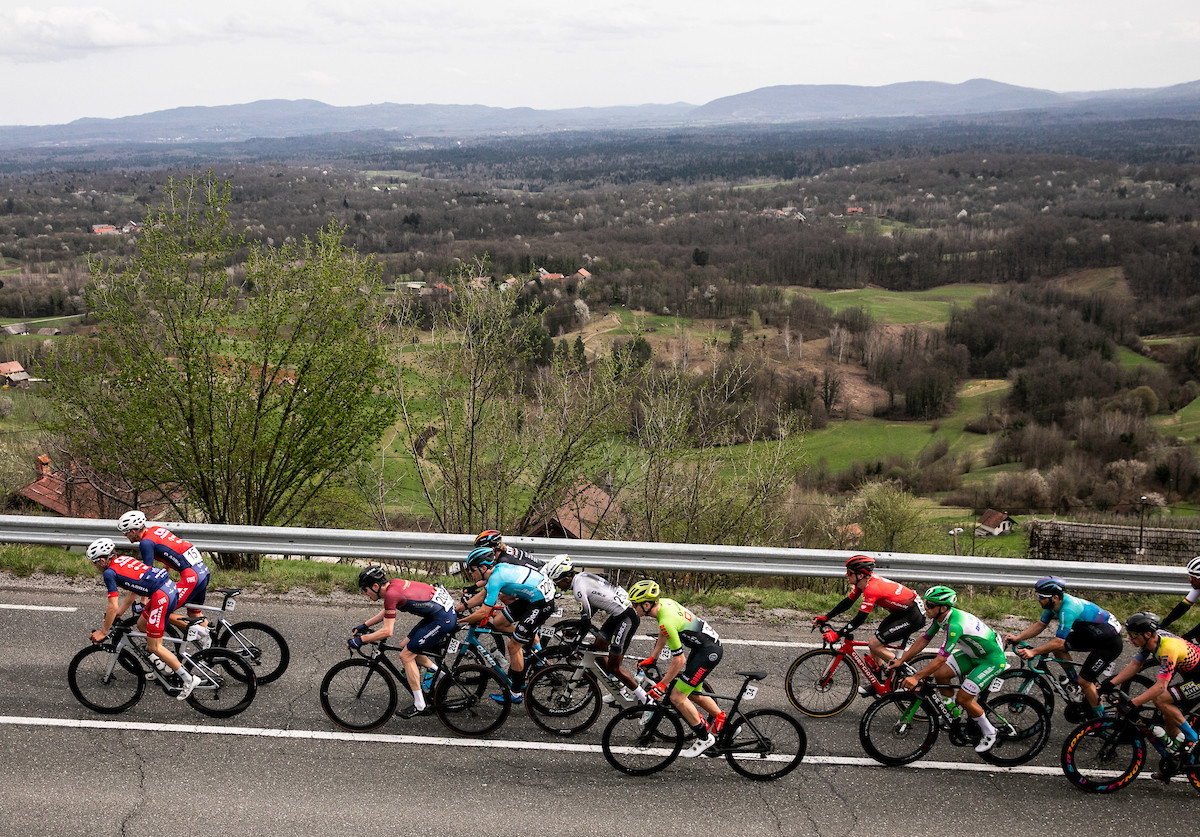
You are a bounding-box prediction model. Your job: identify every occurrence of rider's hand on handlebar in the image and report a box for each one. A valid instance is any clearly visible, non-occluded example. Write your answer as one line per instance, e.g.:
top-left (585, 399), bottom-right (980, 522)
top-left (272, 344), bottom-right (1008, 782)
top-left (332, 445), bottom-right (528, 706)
top-left (646, 682), bottom-right (666, 701)
top-left (637, 656), bottom-right (657, 670)
top-left (822, 628), bottom-right (840, 644)
top-left (90, 629), bottom-right (107, 644)
top-left (1114, 697), bottom-right (1137, 717)
top-left (352, 623), bottom-right (369, 636)
top-left (1097, 680), bottom-right (1116, 697)
top-left (347, 636), bottom-right (364, 650)
top-left (811, 615), bottom-right (828, 627)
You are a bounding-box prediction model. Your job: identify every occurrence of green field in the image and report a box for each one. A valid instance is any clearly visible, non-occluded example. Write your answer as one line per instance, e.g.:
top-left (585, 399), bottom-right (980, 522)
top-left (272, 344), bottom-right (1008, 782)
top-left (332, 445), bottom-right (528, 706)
top-left (794, 284), bottom-right (995, 325)
top-left (1116, 346), bottom-right (1162, 370)
top-left (1153, 396), bottom-right (1200, 442)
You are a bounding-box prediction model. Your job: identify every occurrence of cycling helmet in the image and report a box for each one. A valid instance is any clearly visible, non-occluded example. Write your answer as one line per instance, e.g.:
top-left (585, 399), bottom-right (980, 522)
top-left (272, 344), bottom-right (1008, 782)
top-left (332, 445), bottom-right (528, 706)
top-left (117, 510), bottom-right (147, 534)
top-left (923, 585), bottom-right (958, 607)
top-left (1187, 556), bottom-right (1200, 578)
top-left (465, 546), bottom-right (497, 570)
top-left (845, 555), bottom-right (875, 574)
top-left (542, 554), bottom-right (573, 581)
top-left (627, 580), bottom-right (661, 604)
top-left (474, 530), bottom-right (503, 548)
top-left (358, 565), bottom-right (387, 590)
top-left (1125, 612), bottom-right (1160, 634)
top-left (1033, 576), bottom-right (1067, 597)
top-left (86, 538), bottom-right (115, 563)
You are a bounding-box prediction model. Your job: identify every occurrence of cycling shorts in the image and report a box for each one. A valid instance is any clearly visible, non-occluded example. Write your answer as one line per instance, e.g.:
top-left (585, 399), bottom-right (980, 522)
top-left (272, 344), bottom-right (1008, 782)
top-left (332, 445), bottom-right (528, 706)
top-left (511, 599), bottom-right (555, 645)
top-left (407, 608), bottom-right (458, 654)
top-left (143, 587), bottom-right (180, 639)
top-left (600, 607), bottom-right (641, 655)
top-left (943, 648), bottom-right (1007, 696)
top-left (675, 641), bottom-right (723, 696)
top-left (875, 603), bottom-right (926, 646)
top-left (176, 567), bottom-right (209, 614)
top-left (1066, 629), bottom-right (1123, 683)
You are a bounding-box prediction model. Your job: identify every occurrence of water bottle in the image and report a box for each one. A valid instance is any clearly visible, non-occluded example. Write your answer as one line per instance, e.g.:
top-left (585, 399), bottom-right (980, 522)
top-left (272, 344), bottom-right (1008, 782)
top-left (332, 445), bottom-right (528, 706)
top-left (943, 696), bottom-right (962, 718)
top-left (1059, 675), bottom-right (1082, 700)
top-left (1151, 725), bottom-right (1176, 751)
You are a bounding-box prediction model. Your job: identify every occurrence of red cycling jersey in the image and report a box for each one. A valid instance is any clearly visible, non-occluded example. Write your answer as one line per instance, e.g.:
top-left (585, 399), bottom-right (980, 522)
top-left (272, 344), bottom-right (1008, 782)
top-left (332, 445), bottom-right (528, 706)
top-left (847, 574), bottom-right (918, 615)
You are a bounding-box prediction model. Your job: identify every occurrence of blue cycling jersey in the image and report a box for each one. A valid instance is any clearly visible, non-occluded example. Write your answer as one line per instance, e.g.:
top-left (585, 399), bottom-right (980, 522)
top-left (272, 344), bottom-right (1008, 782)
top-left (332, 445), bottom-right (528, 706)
top-left (482, 562), bottom-right (553, 607)
top-left (1040, 593), bottom-right (1120, 640)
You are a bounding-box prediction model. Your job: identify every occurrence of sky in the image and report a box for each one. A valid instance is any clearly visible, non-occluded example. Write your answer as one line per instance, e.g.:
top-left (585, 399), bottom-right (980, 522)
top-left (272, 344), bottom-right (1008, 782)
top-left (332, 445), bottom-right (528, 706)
top-left (1, 1), bottom-right (1198, 127)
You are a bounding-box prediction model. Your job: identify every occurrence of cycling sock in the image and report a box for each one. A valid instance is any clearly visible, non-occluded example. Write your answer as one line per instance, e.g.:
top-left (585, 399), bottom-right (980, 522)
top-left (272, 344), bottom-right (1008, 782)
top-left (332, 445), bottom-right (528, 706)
top-left (691, 720), bottom-right (711, 740)
top-left (509, 669), bottom-right (526, 693)
top-left (634, 686), bottom-right (647, 701)
top-left (976, 714), bottom-right (997, 737)
top-left (1179, 720), bottom-right (1198, 743)
top-left (412, 689), bottom-right (426, 712)
top-left (178, 669), bottom-right (196, 686)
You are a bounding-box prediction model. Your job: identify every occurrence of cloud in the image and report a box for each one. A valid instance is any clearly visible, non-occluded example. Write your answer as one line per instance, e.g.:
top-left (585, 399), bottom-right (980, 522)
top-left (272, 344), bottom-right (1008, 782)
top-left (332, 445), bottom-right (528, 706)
top-left (0, 7), bottom-right (211, 60)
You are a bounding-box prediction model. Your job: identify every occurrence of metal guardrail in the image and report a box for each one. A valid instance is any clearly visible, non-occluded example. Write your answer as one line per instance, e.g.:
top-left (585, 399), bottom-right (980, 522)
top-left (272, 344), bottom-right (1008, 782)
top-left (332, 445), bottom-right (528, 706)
top-left (0, 513), bottom-right (1189, 595)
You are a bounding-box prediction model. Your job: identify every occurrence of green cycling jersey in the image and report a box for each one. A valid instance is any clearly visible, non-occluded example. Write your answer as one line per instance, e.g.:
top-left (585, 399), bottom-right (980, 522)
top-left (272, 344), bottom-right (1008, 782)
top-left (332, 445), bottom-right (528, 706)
top-left (656, 598), bottom-right (721, 655)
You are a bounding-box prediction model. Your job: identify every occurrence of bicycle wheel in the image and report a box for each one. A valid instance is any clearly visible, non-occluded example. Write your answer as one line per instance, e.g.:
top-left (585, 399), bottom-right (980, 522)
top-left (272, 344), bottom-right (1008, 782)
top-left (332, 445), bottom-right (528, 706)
top-left (67, 645), bottom-right (146, 714)
top-left (217, 620), bottom-right (290, 685)
top-left (978, 693), bottom-right (1051, 766)
top-left (785, 649), bottom-right (857, 718)
top-left (525, 664), bottom-right (603, 736)
top-left (433, 663), bottom-right (509, 737)
top-left (319, 658), bottom-right (398, 731)
top-left (185, 647), bottom-right (258, 718)
top-left (859, 692), bottom-right (938, 766)
top-left (601, 704), bottom-right (685, 776)
top-left (1060, 717), bottom-right (1145, 794)
top-left (993, 670), bottom-right (1055, 715)
top-left (722, 708), bottom-right (807, 781)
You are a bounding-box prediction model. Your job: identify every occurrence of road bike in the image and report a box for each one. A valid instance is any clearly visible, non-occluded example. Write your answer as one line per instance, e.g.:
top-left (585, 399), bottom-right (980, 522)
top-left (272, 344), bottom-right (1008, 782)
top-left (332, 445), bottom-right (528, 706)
top-left (995, 640), bottom-right (1153, 722)
top-left (523, 626), bottom-right (662, 736)
top-left (858, 677), bottom-right (1050, 767)
top-left (601, 671), bottom-right (807, 781)
top-left (171, 586), bottom-right (290, 684)
top-left (319, 633), bottom-right (509, 737)
top-left (67, 615), bottom-right (257, 717)
top-left (1060, 694), bottom-right (1200, 794)
top-left (785, 626), bottom-right (933, 717)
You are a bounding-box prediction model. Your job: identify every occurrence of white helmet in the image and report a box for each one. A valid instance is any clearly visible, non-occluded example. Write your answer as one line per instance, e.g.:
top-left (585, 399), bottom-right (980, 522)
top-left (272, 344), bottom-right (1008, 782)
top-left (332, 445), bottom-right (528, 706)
top-left (86, 538), bottom-right (115, 563)
top-left (542, 554), bottom-right (573, 581)
top-left (1187, 556), bottom-right (1200, 578)
top-left (117, 510), bottom-right (147, 534)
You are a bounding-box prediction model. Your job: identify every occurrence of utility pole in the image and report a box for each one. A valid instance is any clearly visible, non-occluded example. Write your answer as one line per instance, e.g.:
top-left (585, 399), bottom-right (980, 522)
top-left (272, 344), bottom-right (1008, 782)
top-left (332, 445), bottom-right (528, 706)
top-left (1137, 496), bottom-right (1148, 556)
top-left (949, 527), bottom-right (963, 556)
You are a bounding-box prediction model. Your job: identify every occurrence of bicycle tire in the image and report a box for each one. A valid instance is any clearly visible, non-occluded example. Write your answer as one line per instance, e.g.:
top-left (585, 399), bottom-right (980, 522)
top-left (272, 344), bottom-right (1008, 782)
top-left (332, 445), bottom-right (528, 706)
top-left (524, 664), bottom-right (603, 736)
top-left (1060, 716), bottom-right (1145, 793)
top-left (184, 647), bottom-right (258, 718)
top-left (993, 670), bottom-right (1056, 716)
top-left (785, 649), bottom-right (857, 718)
top-left (601, 703), bottom-right (684, 776)
top-left (859, 692), bottom-right (938, 766)
top-left (217, 620), bottom-right (290, 685)
top-left (978, 693), bottom-right (1051, 766)
top-left (67, 644), bottom-right (146, 714)
top-left (319, 657), bottom-right (398, 731)
top-left (433, 663), bottom-right (510, 737)
top-left (722, 708), bottom-right (807, 781)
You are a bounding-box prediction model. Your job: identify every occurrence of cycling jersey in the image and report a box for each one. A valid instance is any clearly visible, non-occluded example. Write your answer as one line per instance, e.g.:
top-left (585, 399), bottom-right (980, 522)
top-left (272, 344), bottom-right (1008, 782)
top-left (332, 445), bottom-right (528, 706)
top-left (924, 607), bottom-right (1004, 662)
top-left (1040, 593), bottom-right (1120, 641)
top-left (570, 572), bottom-right (631, 620)
top-left (655, 598), bottom-right (721, 657)
top-left (848, 574), bottom-right (919, 614)
top-left (382, 578), bottom-right (456, 619)
top-left (138, 526), bottom-right (210, 608)
top-left (481, 563), bottom-right (554, 607)
top-left (1136, 632), bottom-right (1200, 682)
top-left (101, 555), bottom-right (179, 639)
top-left (498, 545), bottom-right (542, 569)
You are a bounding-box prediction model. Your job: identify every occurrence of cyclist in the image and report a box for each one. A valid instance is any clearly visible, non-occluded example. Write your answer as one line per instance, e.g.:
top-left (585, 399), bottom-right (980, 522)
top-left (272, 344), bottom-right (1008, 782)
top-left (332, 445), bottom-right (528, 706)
top-left (889, 585), bottom-right (1006, 753)
top-left (349, 565), bottom-right (458, 719)
top-left (1003, 576), bottom-right (1122, 718)
top-left (85, 537), bottom-right (197, 700)
top-left (474, 529), bottom-right (540, 567)
top-left (459, 533), bottom-right (545, 663)
top-left (629, 580), bottom-right (725, 758)
top-left (460, 546), bottom-right (556, 704)
top-left (118, 510), bottom-right (212, 650)
top-left (1159, 556), bottom-right (1200, 642)
top-left (1102, 611), bottom-right (1200, 778)
top-left (543, 554), bottom-right (649, 705)
top-left (812, 555), bottom-right (926, 695)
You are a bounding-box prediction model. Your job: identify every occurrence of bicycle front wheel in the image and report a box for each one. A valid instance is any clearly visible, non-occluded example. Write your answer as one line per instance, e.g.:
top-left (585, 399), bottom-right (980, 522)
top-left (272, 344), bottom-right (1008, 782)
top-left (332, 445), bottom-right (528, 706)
top-left (218, 620), bottom-right (290, 685)
top-left (992, 670), bottom-right (1055, 716)
top-left (602, 704), bottom-right (685, 776)
top-left (433, 664), bottom-right (509, 737)
top-left (723, 708), bottom-right (807, 781)
top-left (859, 692), bottom-right (938, 766)
top-left (978, 693), bottom-right (1051, 766)
top-left (185, 647), bottom-right (258, 717)
top-left (67, 645), bottom-right (146, 714)
top-left (1060, 717), bottom-right (1145, 794)
top-left (320, 658), bottom-right (398, 731)
top-left (525, 664), bottom-right (603, 736)
top-left (785, 649), bottom-right (857, 718)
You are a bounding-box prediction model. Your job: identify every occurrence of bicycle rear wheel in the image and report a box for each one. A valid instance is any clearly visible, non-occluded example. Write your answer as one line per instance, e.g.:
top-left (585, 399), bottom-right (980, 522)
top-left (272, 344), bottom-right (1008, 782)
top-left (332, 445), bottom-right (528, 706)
top-left (785, 649), bottom-right (857, 718)
top-left (217, 620), bottom-right (290, 685)
top-left (67, 645), bottom-right (146, 714)
top-left (602, 704), bottom-right (685, 776)
top-left (993, 670), bottom-right (1055, 716)
top-left (525, 664), bottom-right (603, 736)
top-left (1060, 717), bottom-right (1145, 793)
top-left (433, 664), bottom-right (509, 737)
top-left (978, 693), bottom-right (1051, 766)
top-left (722, 708), bottom-right (807, 781)
top-left (185, 647), bottom-right (258, 717)
top-left (320, 658), bottom-right (398, 731)
top-left (859, 692), bottom-right (938, 766)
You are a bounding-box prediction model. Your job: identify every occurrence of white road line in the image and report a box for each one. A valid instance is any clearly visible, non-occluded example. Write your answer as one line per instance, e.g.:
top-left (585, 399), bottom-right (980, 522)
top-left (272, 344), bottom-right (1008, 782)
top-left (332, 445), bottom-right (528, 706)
top-left (0, 603), bottom-right (78, 612)
top-left (3, 715), bottom-right (1175, 781)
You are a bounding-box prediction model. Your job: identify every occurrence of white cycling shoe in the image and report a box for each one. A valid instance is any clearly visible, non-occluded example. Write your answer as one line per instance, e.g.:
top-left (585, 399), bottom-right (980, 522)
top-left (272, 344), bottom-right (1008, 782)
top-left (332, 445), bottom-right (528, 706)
top-left (682, 734), bottom-right (716, 758)
top-left (974, 731), bottom-right (997, 753)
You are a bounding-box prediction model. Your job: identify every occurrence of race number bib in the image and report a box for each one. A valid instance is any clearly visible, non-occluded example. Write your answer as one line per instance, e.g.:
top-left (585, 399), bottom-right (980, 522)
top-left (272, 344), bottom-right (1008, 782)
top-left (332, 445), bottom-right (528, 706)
top-left (432, 586), bottom-right (455, 612)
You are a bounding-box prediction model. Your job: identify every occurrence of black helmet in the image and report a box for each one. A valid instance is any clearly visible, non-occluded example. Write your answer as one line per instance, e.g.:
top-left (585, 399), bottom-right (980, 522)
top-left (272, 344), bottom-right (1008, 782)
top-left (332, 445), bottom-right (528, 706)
top-left (358, 566), bottom-right (387, 590)
top-left (1125, 612), bottom-right (1160, 634)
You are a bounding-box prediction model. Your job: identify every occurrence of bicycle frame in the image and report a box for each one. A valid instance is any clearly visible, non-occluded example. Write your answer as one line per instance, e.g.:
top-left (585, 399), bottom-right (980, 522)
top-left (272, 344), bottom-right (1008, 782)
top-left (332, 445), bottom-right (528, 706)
top-left (822, 631), bottom-right (907, 695)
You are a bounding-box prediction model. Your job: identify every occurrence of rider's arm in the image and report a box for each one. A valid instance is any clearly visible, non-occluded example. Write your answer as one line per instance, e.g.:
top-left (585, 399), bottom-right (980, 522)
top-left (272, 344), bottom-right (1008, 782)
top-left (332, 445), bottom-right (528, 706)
top-left (1005, 619), bottom-right (1048, 646)
top-left (1105, 658), bottom-right (1141, 690)
top-left (360, 614), bottom-right (395, 644)
top-left (818, 597), bottom-right (853, 623)
top-left (892, 632), bottom-right (931, 666)
top-left (1025, 635), bottom-right (1067, 657)
top-left (463, 603), bottom-right (495, 626)
top-left (92, 594), bottom-right (123, 640)
top-left (658, 652), bottom-right (685, 688)
top-left (1161, 599), bottom-right (1192, 629)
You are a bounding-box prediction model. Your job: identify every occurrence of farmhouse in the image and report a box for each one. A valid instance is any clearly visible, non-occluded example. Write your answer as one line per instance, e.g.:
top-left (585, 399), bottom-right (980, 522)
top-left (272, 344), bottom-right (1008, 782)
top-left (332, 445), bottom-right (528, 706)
top-left (976, 509), bottom-right (1017, 537)
top-left (14, 454), bottom-right (179, 519)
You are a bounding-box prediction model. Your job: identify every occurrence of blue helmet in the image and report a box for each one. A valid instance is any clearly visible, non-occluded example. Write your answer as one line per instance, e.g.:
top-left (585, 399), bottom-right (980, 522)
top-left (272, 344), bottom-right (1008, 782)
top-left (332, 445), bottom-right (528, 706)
top-left (465, 546), bottom-right (497, 570)
top-left (1034, 576), bottom-right (1066, 597)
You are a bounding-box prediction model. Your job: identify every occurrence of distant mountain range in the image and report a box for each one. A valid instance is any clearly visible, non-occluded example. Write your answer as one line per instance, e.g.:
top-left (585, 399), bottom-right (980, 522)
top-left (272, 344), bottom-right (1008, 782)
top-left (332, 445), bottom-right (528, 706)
top-left (3, 78), bottom-right (1199, 150)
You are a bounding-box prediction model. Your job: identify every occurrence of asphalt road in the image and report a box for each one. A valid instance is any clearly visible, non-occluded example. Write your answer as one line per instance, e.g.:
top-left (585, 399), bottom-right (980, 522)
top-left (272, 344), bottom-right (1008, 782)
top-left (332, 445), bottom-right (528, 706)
top-left (1, 585), bottom-right (1195, 836)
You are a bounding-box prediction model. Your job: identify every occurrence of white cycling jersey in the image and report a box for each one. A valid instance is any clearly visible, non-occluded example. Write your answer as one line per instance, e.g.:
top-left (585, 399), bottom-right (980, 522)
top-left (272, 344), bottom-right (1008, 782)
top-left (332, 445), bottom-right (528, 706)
top-left (571, 572), bottom-right (631, 619)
